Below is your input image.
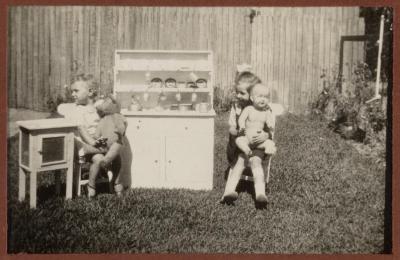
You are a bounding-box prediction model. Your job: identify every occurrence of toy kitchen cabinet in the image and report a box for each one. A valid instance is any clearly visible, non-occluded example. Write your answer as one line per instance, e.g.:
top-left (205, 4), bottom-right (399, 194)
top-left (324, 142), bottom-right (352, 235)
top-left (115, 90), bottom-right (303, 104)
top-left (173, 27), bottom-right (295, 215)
top-left (114, 50), bottom-right (215, 190)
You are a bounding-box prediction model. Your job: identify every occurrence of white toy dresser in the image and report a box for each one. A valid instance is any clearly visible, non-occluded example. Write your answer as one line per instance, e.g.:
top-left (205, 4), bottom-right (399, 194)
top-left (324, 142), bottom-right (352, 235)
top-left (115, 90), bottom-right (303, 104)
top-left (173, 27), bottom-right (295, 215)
top-left (114, 50), bottom-right (215, 190)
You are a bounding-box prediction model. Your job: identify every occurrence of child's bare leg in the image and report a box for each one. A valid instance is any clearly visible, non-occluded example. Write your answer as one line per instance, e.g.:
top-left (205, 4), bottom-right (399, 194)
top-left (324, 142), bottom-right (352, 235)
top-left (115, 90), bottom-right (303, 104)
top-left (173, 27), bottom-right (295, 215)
top-left (222, 154), bottom-right (246, 202)
top-left (100, 142), bottom-right (123, 168)
top-left (235, 136), bottom-right (252, 156)
top-left (256, 140), bottom-right (276, 155)
top-left (88, 154), bottom-right (105, 198)
top-left (249, 156), bottom-right (268, 204)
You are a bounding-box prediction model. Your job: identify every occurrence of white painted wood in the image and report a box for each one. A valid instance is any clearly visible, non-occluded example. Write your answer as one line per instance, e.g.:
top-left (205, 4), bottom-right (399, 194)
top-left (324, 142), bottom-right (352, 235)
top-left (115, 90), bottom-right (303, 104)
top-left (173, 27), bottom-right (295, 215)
top-left (114, 50), bottom-right (214, 113)
top-left (114, 50), bottom-right (215, 190)
top-left (121, 109), bottom-right (216, 117)
top-left (18, 167), bottom-right (26, 201)
top-left (126, 116), bottom-right (214, 190)
top-left (16, 118), bottom-right (77, 130)
top-left (17, 120), bottom-right (77, 208)
top-left (165, 133), bottom-right (213, 189)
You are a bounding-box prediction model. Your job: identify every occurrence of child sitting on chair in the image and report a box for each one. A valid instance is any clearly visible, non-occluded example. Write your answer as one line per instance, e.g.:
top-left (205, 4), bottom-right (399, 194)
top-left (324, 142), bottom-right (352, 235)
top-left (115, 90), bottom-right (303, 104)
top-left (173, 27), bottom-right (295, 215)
top-left (58, 74), bottom-right (126, 198)
top-left (235, 83), bottom-right (276, 157)
top-left (221, 66), bottom-right (274, 206)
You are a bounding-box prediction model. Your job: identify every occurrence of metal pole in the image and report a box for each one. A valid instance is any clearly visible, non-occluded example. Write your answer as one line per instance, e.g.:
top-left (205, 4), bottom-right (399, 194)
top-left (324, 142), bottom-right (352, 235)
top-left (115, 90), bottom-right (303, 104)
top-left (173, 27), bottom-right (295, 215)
top-left (366, 14), bottom-right (384, 103)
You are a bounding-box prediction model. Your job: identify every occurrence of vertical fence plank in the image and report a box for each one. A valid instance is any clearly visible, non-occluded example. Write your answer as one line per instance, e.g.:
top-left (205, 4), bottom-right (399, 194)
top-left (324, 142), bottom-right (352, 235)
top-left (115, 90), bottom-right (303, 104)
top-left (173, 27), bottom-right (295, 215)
top-left (42, 7), bottom-right (51, 110)
top-left (8, 7), bottom-right (16, 108)
top-left (36, 7), bottom-right (43, 110)
top-left (14, 7), bottom-right (22, 108)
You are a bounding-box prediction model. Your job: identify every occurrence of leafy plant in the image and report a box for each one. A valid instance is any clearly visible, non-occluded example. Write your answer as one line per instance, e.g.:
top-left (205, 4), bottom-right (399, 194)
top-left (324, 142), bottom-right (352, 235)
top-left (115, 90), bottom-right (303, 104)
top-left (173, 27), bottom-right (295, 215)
top-left (310, 62), bottom-right (387, 163)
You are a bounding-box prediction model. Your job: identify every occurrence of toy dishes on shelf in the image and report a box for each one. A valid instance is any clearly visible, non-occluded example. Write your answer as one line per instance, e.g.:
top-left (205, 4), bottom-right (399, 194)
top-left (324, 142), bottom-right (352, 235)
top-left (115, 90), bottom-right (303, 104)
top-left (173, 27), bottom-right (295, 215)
top-left (196, 78), bottom-right (208, 88)
top-left (158, 91), bottom-right (169, 110)
top-left (198, 102), bottom-right (209, 113)
top-left (191, 92), bottom-right (198, 102)
top-left (170, 104), bottom-right (179, 110)
top-left (187, 81), bottom-right (197, 88)
top-left (142, 91), bottom-right (150, 102)
top-left (177, 81), bottom-right (186, 89)
top-left (145, 71), bottom-right (152, 84)
top-left (179, 103), bottom-right (193, 111)
top-left (165, 78), bottom-right (176, 88)
top-left (175, 92), bottom-right (182, 102)
top-left (150, 78), bottom-right (163, 88)
top-left (189, 71), bottom-right (199, 82)
top-left (129, 95), bottom-right (142, 111)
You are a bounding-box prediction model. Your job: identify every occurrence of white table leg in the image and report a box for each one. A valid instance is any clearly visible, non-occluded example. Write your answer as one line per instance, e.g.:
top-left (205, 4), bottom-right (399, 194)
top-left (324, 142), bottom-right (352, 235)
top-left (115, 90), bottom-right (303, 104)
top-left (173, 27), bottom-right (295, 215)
top-left (66, 166), bottom-right (73, 200)
top-left (18, 167), bottom-right (26, 202)
top-left (29, 170), bottom-right (37, 209)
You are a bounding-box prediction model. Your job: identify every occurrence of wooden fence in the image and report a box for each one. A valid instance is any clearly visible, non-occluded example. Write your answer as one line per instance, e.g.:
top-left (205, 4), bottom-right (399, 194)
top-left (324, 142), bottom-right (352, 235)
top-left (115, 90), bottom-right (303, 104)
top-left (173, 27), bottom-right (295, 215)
top-left (7, 6), bottom-right (364, 113)
top-left (251, 7), bottom-right (365, 112)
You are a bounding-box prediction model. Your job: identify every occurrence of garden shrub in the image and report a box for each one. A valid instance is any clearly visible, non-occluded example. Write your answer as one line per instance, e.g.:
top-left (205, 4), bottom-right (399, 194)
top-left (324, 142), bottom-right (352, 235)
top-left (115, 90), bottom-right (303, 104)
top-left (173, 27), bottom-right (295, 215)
top-left (213, 85), bottom-right (234, 113)
top-left (310, 62), bottom-right (387, 161)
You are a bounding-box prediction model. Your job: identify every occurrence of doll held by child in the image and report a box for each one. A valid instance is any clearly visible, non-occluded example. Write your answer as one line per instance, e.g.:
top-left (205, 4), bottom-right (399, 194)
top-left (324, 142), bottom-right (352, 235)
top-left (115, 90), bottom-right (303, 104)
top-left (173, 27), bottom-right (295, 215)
top-left (79, 94), bottom-right (127, 169)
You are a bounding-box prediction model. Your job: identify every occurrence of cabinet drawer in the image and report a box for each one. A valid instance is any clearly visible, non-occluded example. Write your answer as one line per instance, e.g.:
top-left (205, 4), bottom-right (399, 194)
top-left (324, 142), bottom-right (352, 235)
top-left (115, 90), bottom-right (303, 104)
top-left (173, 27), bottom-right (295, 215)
top-left (161, 117), bottom-right (214, 135)
top-left (126, 117), bottom-right (163, 135)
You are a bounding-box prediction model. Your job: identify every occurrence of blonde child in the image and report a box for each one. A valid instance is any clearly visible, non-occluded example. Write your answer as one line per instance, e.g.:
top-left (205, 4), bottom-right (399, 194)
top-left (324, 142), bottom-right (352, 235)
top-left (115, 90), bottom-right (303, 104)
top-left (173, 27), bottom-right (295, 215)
top-left (58, 74), bottom-right (124, 198)
top-left (235, 83), bottom-right (277, 157)
top-left (221, 68), bottom-right (273, 205)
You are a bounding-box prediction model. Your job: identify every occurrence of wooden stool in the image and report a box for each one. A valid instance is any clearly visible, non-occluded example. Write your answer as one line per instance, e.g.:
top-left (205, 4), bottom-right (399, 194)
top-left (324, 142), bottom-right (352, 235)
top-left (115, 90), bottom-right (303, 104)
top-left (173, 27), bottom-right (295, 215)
top-left (16, 119), bottom-right (77, 208)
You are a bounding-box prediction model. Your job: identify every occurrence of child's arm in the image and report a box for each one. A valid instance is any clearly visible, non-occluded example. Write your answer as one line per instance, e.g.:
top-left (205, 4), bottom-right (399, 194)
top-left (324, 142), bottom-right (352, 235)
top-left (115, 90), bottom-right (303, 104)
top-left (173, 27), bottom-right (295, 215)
top-left (228, 106), bottom-right (238, 136)
top-left (265, 110), bottom-right (275, 139)
top-left (78, 126), bottom-right (97, 146)
top-left (237, 106), bottom-right (251, 132)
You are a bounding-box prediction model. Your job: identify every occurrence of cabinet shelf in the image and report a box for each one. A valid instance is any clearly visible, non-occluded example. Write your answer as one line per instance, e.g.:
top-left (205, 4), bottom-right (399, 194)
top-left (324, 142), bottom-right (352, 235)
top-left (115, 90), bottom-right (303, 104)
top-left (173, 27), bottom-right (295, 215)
top-left (121, 109), bottom-right (216, 117)
top-left (117, 87), bottom-right (212, 93)
top-left (116, 67), bottom-right (212, 72)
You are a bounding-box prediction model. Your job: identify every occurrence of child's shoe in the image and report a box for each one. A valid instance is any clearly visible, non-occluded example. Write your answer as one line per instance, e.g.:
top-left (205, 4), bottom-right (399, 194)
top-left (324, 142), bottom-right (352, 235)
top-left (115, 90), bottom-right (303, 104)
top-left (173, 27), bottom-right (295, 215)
top-left (114, 183), bottom-right (125, 197)
top-left (220, 191), bottom-right (239, 204)
top-left (255, 194), bottom-right (268, 204)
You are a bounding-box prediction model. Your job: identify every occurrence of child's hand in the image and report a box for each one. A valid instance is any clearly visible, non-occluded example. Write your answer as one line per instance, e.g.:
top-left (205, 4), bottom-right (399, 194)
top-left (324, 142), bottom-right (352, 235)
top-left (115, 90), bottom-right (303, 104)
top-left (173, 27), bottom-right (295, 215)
top-left (251, 131), bottom-right (269, 145)
top-left (229, 126), bottom-right (238, 136)
top-left (94, 137), bottom-right (108, 147)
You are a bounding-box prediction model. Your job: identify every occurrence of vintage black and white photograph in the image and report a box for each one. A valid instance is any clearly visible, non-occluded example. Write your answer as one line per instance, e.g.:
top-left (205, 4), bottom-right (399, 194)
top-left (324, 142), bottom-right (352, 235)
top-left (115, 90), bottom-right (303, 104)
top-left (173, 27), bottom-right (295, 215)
top-left (7, 6), bottom-right (392, 253)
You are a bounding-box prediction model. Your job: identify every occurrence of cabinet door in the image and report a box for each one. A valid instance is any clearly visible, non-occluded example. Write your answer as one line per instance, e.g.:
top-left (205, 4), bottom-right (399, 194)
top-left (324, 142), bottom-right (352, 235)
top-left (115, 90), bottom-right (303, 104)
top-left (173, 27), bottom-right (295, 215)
top-left (165, 134), bottom-right (213, 190)
top-left (130, 134), bottom-right (163, 188)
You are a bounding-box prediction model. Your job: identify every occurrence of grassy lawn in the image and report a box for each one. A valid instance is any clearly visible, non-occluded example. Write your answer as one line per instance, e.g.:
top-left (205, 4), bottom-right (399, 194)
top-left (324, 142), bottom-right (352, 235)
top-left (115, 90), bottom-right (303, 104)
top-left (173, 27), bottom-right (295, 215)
top-left (7, 111), bottom-right (386, 253)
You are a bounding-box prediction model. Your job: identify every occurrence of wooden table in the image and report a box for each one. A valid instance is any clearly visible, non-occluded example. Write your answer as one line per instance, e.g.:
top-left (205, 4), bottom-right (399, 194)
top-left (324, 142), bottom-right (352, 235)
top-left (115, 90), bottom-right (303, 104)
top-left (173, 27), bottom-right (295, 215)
top-left (16, 118), bottom-right (77, 208)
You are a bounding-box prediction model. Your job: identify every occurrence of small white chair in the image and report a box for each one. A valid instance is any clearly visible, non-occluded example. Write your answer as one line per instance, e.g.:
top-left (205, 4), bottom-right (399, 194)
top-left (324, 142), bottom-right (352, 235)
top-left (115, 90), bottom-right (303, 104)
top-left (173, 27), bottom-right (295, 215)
top-left (75, 158), bottom-right (114, 196)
